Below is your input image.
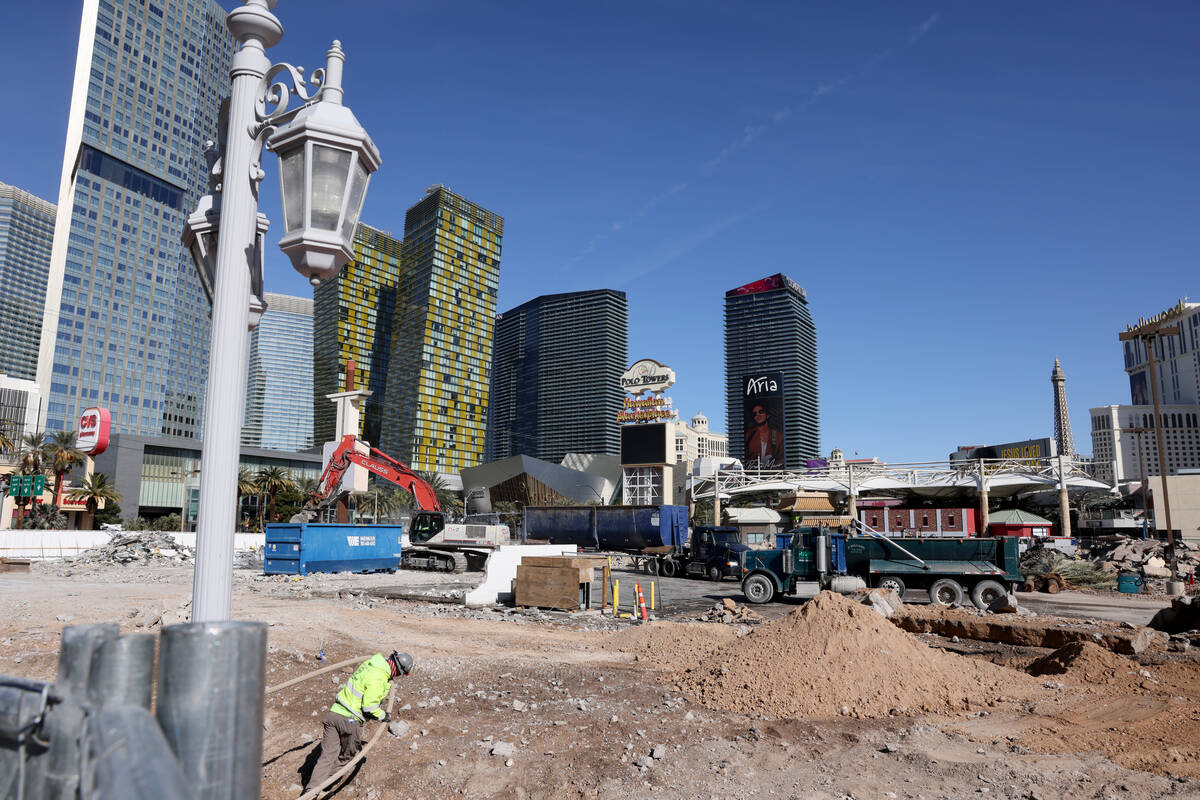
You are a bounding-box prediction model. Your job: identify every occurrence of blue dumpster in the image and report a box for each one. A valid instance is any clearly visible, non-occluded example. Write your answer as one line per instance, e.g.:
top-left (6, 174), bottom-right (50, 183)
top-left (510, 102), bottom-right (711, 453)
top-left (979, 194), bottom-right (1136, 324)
top-left (264, 523), bottom-right (404, 576)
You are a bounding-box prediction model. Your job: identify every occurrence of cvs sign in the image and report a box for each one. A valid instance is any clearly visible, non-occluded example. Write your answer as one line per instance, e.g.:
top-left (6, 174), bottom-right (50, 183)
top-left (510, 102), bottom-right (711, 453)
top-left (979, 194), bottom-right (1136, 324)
top-left (77, 407), bottom-right (111, 456)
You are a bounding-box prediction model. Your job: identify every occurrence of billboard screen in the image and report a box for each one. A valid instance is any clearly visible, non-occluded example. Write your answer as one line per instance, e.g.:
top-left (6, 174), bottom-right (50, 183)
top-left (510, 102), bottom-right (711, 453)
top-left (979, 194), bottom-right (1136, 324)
top-left (1129, 371), bottom-right (1149, 406)
top-left (621, 423), bottom-right (668, 465)
top-left (742, 372), bottom-right (785, 469)
top-left (951, 438), bottom-right (1056, 462)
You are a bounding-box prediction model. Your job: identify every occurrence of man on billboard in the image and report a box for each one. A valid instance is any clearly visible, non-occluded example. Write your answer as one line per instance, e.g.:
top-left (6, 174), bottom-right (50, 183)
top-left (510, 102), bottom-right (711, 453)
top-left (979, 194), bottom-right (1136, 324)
top-left (744, 402), bottom-right (784, 468)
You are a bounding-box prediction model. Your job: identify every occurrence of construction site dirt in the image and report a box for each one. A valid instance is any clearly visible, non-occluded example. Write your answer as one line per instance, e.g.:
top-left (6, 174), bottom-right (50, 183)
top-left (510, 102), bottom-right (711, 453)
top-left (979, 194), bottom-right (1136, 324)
top-left (3, 563), bottom-right (1200, 800)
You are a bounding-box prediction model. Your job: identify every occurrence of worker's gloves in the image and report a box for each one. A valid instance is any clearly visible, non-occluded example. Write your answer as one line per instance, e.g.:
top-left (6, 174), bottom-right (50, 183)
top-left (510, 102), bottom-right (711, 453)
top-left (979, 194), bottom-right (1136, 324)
top-left (379, 711), bottom-right (392, 723)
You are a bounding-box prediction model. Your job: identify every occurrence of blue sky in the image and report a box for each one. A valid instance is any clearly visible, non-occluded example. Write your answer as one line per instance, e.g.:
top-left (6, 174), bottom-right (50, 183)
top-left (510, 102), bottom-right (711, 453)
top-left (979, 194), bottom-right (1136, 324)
top-left (4, 1), bottom-right (1198, 462)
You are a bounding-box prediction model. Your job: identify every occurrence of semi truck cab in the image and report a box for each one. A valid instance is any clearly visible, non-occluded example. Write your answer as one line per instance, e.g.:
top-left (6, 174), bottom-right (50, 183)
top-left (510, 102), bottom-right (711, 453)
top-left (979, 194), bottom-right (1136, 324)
top-left (681, 525), bottom-right (750, 581)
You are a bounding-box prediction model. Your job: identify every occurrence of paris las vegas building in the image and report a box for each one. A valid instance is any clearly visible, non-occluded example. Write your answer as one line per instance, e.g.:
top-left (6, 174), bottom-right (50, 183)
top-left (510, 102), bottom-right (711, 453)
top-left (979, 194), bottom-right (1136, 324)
top-left (36, 0), bottom-right (233, 437)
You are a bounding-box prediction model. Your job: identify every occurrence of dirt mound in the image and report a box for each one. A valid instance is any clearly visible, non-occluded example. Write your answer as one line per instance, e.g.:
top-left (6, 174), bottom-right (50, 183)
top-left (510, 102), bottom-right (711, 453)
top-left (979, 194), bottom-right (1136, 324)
top-left (606, 621), bottom-right (738, 670)
top-left (670, 591), bottom-right (1032, 720)
top-left (1026, 641), bottom-right (1136, 684)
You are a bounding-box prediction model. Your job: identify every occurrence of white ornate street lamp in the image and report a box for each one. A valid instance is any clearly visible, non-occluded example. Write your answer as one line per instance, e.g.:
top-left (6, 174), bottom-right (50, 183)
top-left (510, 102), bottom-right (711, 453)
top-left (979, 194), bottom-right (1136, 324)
top-left (187, 0), bottom-right (381, 622)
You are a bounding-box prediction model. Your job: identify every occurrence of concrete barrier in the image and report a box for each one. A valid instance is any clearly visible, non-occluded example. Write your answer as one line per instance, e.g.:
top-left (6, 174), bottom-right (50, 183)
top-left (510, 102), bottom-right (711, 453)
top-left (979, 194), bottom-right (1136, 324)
top-left (0, 531), bottom-right (266, 560)
top-left (465, 544), bottom-right (579, 607)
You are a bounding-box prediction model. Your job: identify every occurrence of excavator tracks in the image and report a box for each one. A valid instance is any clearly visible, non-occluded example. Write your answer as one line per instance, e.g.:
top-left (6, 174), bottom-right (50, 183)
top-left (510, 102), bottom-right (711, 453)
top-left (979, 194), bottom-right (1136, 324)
top-left (401, 548), bottom-right (469, 573)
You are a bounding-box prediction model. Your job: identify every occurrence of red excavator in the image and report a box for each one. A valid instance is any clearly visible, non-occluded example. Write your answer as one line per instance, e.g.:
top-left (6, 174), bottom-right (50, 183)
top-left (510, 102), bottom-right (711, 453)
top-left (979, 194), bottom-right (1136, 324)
top-left (295, 434), bottom-right (512, 572)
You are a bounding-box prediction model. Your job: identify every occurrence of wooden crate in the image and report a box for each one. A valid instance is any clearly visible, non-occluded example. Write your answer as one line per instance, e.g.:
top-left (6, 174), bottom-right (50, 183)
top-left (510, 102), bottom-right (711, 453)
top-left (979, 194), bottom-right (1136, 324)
top-left (515, 564), bottom-right (589, 611)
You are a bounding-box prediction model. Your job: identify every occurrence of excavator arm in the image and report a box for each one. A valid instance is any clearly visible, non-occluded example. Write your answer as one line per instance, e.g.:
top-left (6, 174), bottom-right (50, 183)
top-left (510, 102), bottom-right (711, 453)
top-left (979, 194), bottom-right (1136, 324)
top-left (308, 434), bottom-right (441, 513)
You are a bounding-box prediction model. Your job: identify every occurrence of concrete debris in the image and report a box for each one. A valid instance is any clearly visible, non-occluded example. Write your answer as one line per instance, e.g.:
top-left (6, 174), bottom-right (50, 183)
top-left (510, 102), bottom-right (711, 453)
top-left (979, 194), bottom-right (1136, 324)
top-left (72, 532), bottom-right (196, 566)
top-left (387, 720), bottom-right (410, 738)
top-left (491, 741), bottom-right (515, 757)
top-left (986, 594), bottom-right (1020, 614)
top-left (863, 588), bottom-right (904, 619)
top-left (698, 600), bottom-right (762, 625)
top-left (1087, 535), bottom-right (1200, 583)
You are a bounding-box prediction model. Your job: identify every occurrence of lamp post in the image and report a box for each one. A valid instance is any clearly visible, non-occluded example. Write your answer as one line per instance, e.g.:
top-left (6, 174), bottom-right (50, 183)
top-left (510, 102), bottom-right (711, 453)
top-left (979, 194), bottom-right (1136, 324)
top-left (184, 0), bottom-right (380, 622)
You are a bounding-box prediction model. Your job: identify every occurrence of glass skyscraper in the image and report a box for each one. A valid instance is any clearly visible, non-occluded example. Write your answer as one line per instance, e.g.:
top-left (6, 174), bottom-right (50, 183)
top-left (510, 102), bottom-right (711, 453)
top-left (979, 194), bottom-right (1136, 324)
top-left (36, 0), bottom-right (233, 436)
top-left (312, 223), bottom-right (403, 447)
top-left (724, 273), bottom-right (819, 467)
top-left (242, 293), bottom-right (313, 452)
top-left (0, 183), bottom-right (57, 382)
top-left (486, 289), bottom-right (628, 463)
top-left (379, 186), bottom-right (503, 473)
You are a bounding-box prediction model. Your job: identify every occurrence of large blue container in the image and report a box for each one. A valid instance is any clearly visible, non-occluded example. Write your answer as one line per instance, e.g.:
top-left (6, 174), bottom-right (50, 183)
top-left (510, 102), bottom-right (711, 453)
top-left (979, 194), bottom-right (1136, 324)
top-left (264, 523), bottom-right (404, 576)
top-left (522, 506), bottom-right (688, 552)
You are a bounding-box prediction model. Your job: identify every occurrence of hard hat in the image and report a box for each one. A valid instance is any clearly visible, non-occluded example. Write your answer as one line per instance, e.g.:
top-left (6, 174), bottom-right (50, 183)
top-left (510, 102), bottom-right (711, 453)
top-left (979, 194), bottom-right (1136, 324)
top-left (388, 651), bottom-right (414, 677)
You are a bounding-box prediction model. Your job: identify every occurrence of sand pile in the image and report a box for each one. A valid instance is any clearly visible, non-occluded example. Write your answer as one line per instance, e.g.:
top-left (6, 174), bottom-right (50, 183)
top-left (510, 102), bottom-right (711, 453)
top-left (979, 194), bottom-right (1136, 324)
top-left (1026, 641), bottom-right (1137, 685)
top-left (608, 621), bottom-right (737, 671)
top-left (669, 591), bottom-right (1030, 719)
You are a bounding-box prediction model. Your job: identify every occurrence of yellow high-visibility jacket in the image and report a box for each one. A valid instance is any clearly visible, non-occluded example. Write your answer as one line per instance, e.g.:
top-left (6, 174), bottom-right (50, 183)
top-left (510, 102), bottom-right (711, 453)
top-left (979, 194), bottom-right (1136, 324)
top-left (331, 654), bottom-right (390, 722)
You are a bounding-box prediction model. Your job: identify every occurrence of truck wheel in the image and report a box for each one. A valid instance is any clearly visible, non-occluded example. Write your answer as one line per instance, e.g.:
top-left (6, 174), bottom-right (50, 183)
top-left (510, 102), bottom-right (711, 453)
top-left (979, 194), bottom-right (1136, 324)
top-left (928, 578), bottom-right (965, 607)
top-left (644, 558), bottom-right (659, 576)
top-left (706, 565), bottom-right (723, 582)
top-left (742, 574), bottom-right (775, 604)
top-left (876, 575), bottom-right (906, 596)
top-left (970, 579), bottom-right (1007, 610)
top-left (660, 558), bottom-right (678, 578)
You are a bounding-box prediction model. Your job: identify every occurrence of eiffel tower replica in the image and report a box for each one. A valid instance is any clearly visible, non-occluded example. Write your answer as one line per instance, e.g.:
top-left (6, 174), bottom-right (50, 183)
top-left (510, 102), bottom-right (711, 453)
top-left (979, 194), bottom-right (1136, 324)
top-left (1051, 358), bottom-right (1076, 457)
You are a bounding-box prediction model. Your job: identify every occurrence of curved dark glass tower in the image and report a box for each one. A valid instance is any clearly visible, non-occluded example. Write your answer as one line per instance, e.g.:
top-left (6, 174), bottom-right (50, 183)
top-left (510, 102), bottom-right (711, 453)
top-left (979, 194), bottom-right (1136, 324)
top-left (724, 274), bottom-right (818, 468)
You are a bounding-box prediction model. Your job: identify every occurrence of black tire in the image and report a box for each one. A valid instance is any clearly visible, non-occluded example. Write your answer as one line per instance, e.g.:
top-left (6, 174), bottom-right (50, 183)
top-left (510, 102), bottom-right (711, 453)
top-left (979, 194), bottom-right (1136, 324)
top-left (660, 558), bottom-right (678, 578)
top-left (929, 578), bottom-right (965, 607)
top-left (876, 575), bottom-right (906, 596)
top-left (706, 565), bottom-right (723, 582)
top-left (644, 558), bottom-right (659, 576)
top-left (742, 573), bottom-right (775, 604)
top-left (970, 579), bottom-right (1007, 610)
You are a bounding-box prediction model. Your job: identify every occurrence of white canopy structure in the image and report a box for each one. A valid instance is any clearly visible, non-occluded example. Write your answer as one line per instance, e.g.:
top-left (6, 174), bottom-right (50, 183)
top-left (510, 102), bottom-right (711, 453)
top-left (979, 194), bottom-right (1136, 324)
top-left (691, 457), bottom-right (1114, 503)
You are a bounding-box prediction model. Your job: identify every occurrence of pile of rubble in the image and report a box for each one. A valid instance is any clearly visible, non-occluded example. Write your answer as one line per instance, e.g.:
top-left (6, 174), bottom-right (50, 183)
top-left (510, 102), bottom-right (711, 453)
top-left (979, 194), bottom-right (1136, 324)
top-left (72, 532), bottom-right (194, 566)
top-left (698, 598), bottom-right (762, 625)
top-left (1088, 535), bottom-right (1200, 580)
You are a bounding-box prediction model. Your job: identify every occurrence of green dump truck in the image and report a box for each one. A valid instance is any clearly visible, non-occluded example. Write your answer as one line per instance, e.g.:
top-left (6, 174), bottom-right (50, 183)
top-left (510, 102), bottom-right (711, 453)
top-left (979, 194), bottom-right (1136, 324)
top-left (740, 520), bottom-right (1021, 609)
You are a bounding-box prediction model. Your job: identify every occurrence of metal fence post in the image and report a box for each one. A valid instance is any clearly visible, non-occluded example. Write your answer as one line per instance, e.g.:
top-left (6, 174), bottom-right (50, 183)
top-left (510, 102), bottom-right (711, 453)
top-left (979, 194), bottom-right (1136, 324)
top-left (88, 634), bottom-right (156, 711)
top-left (42, 623), bottom-right (119, 799)
top-left (155, 621), bottom-right (267, 800)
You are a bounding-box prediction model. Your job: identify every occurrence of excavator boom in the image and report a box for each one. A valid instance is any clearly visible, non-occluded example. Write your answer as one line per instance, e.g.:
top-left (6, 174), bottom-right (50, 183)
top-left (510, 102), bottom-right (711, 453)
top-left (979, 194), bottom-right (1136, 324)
top-left (310, 435), bottom-right (441, 513)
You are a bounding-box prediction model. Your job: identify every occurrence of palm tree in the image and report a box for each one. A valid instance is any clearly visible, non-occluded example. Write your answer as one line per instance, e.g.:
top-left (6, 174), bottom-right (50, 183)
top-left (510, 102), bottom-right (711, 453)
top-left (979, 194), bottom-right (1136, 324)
top-left (46, 430), bottom-right (86, 503)
top-left (67, 473), bottom-right (122, 530)
top-left (236, 467), bottom-right (258, 529)
top-left (255, 466), bottom-right (294, 524)
top-left (0, 422), bottom-right (16, 460)
top-left (13, 432), bottom-right (49, 525)
top-left (18, 431), bottom-right (47, 474)
top-left (417, 470), bottom-right (461, 515)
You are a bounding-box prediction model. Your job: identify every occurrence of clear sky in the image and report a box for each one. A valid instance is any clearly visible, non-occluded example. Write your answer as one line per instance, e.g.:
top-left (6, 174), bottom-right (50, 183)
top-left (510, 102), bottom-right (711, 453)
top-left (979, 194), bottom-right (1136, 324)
top-left (3, 1), bottom-right (1198, 463)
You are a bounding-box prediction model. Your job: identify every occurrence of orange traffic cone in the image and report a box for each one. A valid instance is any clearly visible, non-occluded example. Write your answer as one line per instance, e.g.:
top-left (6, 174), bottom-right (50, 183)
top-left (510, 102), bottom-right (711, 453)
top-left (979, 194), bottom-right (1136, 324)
top-left (635, 581), bottom-right (649, 622)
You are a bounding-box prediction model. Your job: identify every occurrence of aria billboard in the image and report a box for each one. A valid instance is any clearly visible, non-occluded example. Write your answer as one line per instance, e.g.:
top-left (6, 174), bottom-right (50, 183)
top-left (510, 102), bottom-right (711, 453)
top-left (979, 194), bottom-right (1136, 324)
top-left (743, 372), bottom-right (784, 469)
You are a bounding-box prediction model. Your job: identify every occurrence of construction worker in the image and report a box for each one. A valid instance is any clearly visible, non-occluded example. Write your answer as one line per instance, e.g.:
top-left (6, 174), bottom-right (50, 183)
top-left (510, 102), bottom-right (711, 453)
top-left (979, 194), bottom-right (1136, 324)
top-left (306, 650), bottom-right (414, 790)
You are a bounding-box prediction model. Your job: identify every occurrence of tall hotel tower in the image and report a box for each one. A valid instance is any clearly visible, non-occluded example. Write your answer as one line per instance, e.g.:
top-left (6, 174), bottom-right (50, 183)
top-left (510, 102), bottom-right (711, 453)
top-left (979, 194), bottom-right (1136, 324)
top-left (379, 186), bottom-right (503, 473)
top-left (724, 273), bottom-right (819, 467)
top-left (0, 183), bottom-right (57, 382)
top-left (485, 289), bottom-right (628, 463)
top-left (312, 223), bottom-right (404, 447)
top-left (36, 0), bottom-right (233, 436)
top-left (242, 293), bottom-right (314, 452)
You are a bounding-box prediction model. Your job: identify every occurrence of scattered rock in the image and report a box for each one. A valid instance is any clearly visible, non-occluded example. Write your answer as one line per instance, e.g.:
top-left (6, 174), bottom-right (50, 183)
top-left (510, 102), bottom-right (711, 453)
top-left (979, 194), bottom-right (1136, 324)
top-left (387, 720), bottom-right (410, 738)
top-left (491, 741), bottom-right (516, 757)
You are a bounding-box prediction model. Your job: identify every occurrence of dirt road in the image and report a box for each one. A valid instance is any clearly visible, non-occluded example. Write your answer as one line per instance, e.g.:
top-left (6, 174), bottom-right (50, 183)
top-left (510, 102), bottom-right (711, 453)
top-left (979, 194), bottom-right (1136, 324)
top-left (2, 564), bottom-right (1200, 799)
